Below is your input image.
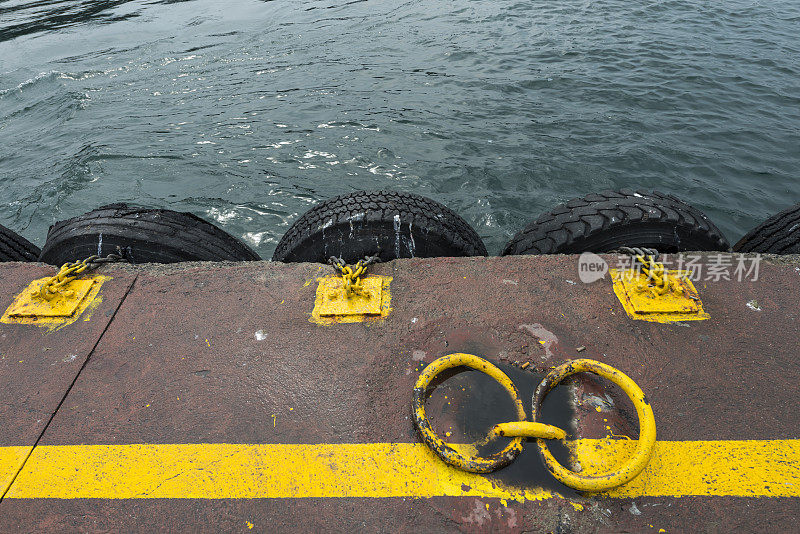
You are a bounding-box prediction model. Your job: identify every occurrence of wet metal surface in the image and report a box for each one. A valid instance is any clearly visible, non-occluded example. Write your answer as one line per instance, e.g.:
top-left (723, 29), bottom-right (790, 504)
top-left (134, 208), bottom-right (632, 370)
top-left (0, 254), bottom-right (799, 532)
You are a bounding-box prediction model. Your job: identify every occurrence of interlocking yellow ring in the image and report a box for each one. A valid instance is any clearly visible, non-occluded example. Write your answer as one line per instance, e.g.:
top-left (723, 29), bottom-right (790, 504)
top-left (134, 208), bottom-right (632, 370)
top-left (411, 353), bottom-right (527, 473)
top-left (413, 355), bottom-right (657, 492)
top-left (531, 359), bottom-right (657, 492)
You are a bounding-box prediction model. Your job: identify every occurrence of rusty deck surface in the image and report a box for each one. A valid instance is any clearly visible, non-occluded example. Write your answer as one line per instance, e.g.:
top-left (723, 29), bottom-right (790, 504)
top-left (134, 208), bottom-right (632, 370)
top-left (0, 254), bottom-right (798, 533)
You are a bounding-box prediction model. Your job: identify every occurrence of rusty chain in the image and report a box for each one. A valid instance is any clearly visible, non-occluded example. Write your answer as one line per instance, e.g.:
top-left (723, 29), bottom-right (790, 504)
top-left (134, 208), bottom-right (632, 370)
top-left (616, 246), bottom-right (689, 297)
top-left (327, 253), bottom-right (381, 296)
top-left (34, 247), bottom-right (129, 301)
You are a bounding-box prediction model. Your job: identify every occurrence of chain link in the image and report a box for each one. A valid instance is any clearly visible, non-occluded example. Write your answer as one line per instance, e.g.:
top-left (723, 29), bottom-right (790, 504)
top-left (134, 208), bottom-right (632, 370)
top-left (34, 247), bottom-right (129, 301)
top-left (327, 253), bottom-right (381, 296)
top-left (615, 246), bottom-right (687, 296)
top-left (616, 246), bottom-right (660, 263)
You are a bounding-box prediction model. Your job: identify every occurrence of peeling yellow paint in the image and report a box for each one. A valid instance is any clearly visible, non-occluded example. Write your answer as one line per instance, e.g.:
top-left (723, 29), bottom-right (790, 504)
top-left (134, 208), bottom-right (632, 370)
top-left (2, 439), bottom-right (799, 500)
top-left (302, 266), bottom-right (324, 287)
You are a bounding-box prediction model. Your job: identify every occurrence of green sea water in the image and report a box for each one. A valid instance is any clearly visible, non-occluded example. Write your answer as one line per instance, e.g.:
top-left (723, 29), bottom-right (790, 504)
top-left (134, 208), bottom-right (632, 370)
top-left (1, 0), bottom-right (799, 257)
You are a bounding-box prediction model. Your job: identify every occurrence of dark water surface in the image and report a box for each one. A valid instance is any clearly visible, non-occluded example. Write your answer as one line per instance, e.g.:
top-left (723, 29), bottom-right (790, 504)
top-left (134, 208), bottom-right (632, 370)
top-left (1, 0), bottom-right (799, 257)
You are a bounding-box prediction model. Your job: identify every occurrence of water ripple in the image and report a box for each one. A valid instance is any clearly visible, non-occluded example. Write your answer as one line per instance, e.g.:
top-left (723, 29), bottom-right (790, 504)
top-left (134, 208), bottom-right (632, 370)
top-left (1, 0), bottom-right (799, 255)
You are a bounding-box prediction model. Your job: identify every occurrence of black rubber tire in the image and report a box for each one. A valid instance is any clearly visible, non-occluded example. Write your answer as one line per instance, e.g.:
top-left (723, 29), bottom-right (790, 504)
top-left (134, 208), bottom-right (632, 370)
top-left (272, 190), bottom-right (487, 263)
top-left (502, 189), bottom-right (730, 255)
top-left (0, 223), bottom-right (40, 262)
top-left (39, 203), bottom-right (261, 265)
top-left (733, 202), bottom-right (800, 254)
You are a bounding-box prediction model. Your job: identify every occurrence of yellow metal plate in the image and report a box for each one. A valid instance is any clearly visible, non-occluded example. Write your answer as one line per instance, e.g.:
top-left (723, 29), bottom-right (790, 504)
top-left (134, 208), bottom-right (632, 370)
top-left (618, 272), bottom-right (699, 314)
top-left (310, 275), bottom-right (392, 325)
top-left (5, 278), bottom-right (95, 318)
top-left (317, 277), bottom-right (383, 317)
top-left (610, 269), bottom-right (709, 323)
top-left (2, 275), bottom-right (109, 331)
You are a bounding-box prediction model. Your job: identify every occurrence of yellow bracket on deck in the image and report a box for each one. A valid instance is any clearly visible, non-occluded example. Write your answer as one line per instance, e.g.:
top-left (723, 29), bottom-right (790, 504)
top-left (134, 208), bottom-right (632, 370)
top-left (317, 276), bottom-right (383, 317)
top-left (6, 278), bottom-right (96, 318)
top-left (610, 268), bottom-right (709, 322)
top-left (310, 275), bottom-right (392, 325)
top-left (1, 276), bottom-right (108, 330)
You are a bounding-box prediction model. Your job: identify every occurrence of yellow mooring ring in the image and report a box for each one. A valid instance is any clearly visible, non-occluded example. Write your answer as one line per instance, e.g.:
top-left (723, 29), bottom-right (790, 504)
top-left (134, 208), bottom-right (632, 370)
top-left (413, 355), bottom-right (657, 492)
top-left (411, 353), bottom-right (527, 473)
top-left (531, 359), bottom-right (657, 492)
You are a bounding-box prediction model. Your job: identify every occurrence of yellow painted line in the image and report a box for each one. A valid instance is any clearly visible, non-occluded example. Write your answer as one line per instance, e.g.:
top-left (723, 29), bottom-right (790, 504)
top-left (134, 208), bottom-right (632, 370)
top-left (3, 442), bottom-right (551, 500)
top-left (3, 440), bottom-right (799, 500)
top-left (0, 446), bottom-right (32, 496)
top-left (573, 439), bottom-right (800, 498)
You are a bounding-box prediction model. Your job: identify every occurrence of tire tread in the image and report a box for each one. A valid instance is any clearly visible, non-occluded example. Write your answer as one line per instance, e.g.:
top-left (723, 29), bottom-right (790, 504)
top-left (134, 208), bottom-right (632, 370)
top-left (39, 204), bottom-right (260, 265)
top-left (502, 190), bottom-right (729, 255)
top-left (733, 203), bottom-right (800, 254)
top-left (273, 190), bottom-right (486, 262)
top-left (0, 224), bottom-right (40, 262)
